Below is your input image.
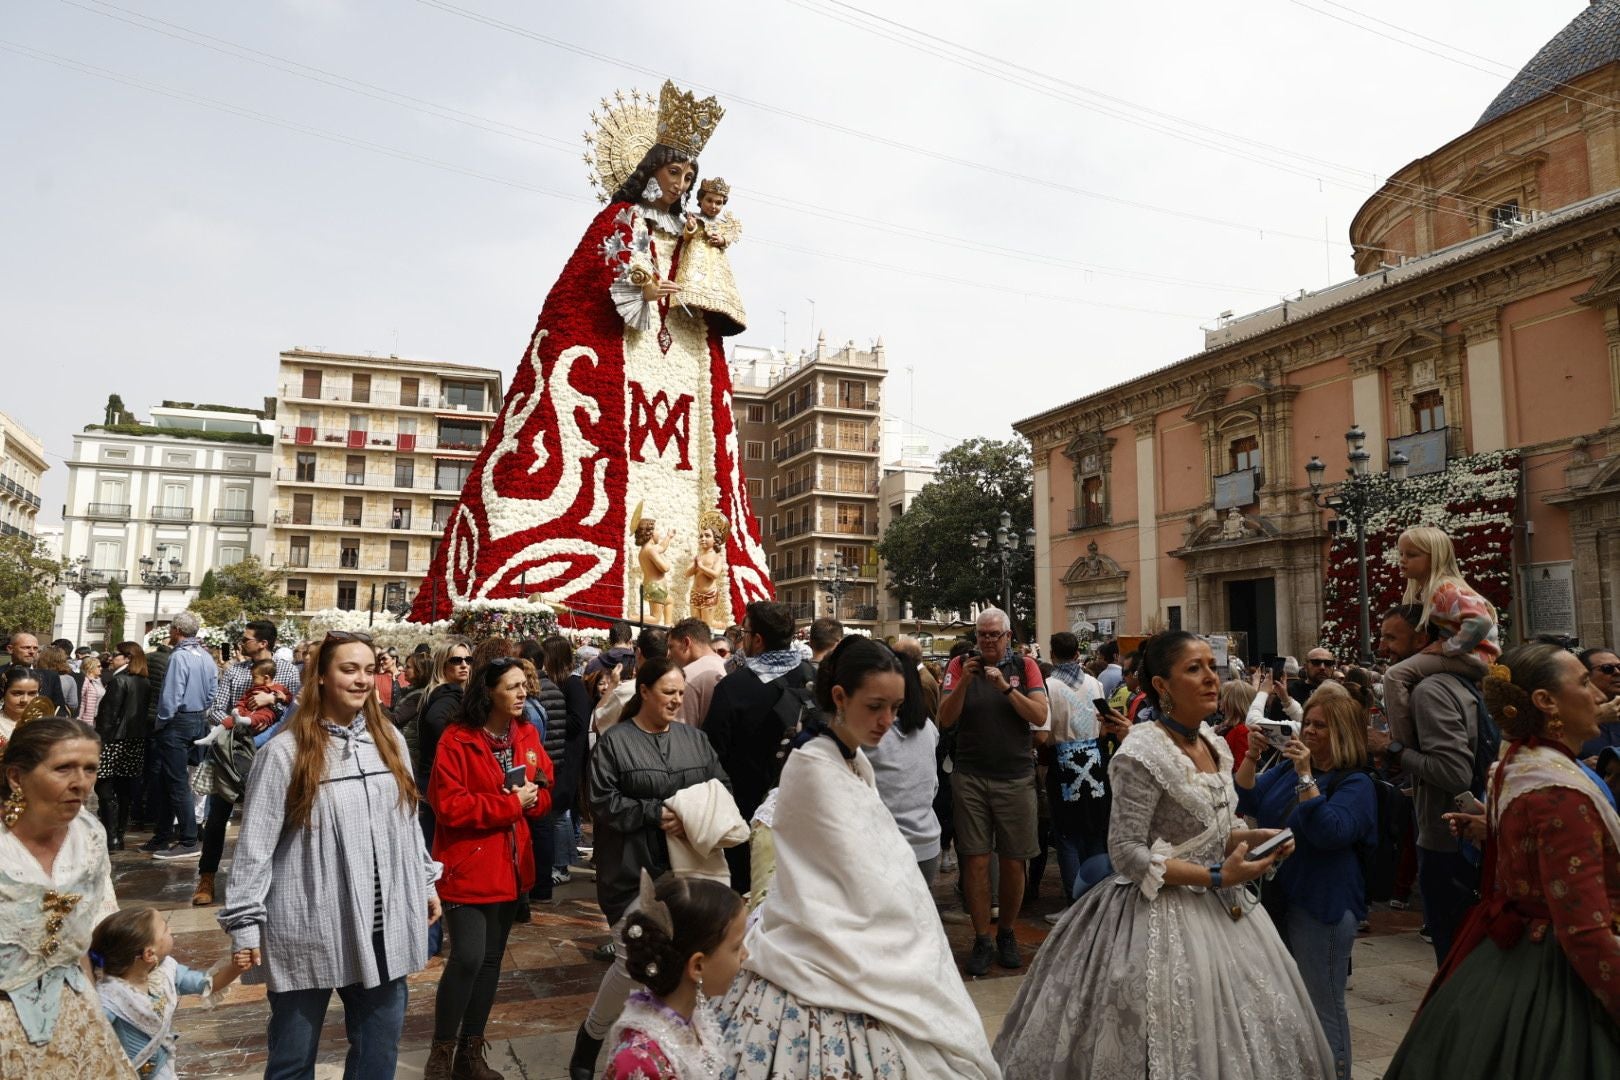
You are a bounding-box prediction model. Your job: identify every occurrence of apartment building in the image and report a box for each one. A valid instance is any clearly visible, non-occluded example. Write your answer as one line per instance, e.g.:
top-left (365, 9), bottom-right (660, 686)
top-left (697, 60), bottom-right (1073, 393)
top-left (731, 334), bottom-right (885, 631)
top-left (268, 348), bottom-right (503, 612)
top-left (0, 411), bottom-right (47, 541)
top-left (58, 402), bottom-right (273, 639)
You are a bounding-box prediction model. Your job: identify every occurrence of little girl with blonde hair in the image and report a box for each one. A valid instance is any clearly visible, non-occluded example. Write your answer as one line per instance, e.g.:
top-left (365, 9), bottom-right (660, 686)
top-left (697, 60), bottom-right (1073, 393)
top-left (1383, 525), bottom-right (1500, 735)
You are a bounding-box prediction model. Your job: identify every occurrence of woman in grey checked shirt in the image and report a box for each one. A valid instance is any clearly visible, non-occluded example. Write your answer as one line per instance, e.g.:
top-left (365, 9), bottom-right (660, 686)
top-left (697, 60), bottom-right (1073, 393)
top-left (218, 631), bottom-right (443, 1080)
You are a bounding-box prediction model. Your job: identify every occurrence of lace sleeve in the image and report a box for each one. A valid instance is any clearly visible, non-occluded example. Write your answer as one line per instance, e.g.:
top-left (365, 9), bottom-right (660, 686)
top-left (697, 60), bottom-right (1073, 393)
top-left (1107, 751), bottom-right (1171, 898)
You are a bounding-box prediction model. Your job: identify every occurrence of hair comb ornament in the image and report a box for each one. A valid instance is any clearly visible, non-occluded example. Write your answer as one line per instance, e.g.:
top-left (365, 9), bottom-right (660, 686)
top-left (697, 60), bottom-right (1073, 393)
top-left (1487, 663), bottom-right (1512, 683)
top-left (637, 868), bottom-right (675, 937)
top-left (1502, 705), bottom-right (1519, 720)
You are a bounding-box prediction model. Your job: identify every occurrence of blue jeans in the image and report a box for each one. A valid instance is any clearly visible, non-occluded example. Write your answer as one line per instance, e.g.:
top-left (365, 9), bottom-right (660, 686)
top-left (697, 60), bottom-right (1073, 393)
top-left (152, 710), bottom-right (205, 844)
top-left (553, 810), bottom-right (577, 872)
top-left (1072, 853), bottom-right (1114, 900)
top-left (1054, 827), bottom-right (1108, 902)
top-left (1418, 846), bottom-right (1478, 965)
top-left (264, 933), bottom-right (408, 1080)
top-left (1286, 908), bottom-right (1357, 1080)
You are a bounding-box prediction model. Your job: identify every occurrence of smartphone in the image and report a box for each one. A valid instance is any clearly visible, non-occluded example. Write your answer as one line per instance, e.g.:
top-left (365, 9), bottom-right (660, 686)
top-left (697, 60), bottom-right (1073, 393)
top-left (503, 764), bottom-right (528, 790)
top-left (1453, 791), bottom-right (1484, 815)
top-left (1093, 698), bottom-right (1113, 716)
top-left (1245, 828), bottom-right (1294, 861)
top-left (1269, 657), bottom-right (1287, 679)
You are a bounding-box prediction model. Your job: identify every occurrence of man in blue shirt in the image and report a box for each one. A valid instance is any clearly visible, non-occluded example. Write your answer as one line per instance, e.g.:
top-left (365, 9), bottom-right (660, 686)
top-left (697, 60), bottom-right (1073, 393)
top-left (142, 611), bottom-right (219, 859)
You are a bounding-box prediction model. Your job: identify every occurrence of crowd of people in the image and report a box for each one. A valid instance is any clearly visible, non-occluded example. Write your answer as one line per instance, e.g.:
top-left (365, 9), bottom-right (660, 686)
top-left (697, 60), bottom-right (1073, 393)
top-left (0, 523), bottom-right (1617, 1077)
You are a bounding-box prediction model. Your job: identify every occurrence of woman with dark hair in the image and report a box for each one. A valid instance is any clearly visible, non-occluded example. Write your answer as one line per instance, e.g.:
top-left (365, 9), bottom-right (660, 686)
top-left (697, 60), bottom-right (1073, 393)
top-left (1, 665), bottom-right (43, 747)
top-left (542, 635), bottom-right (592, 885)
top-left (425, 657), bottom-right (552, 1079)
top-left (417, 636), bottom-right (473, 847)
top-left (569, 657), bottom-right (730, 1080)
top-left (863, 648), bottom-right (943, 884)
top-left (409, 83), bottom-right (773, 628)
top-left (994, 630), bottom-right (1335, 1080)
top-left (217, 632), bottom-right (441, 1079)
top-left (91, 642), bottom-right (151, 851)
top-left (1385, 642), bottom-right (1620, 1077)
top-left (718, 637), bottom-right (998, 1078)
top-left (0, 715), bottom-right (130, 1076)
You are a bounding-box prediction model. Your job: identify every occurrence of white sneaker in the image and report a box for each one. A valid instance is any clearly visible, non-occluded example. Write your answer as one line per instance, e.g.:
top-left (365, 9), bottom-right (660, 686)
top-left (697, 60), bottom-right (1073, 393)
top-left (940, 851), bottom-right (958, 873)
top-left (1043, 911), bottom-right (1065, 926)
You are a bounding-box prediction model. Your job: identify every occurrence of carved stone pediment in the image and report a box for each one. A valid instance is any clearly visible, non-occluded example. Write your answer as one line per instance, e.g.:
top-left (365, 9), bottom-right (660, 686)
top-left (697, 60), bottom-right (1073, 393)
top-left (1574, 260), bottom-right (1620, 310)
top-left (1178, 509), bottom-right (1281, 551)
top-left (1063, 541), bottom-right (1127, 584)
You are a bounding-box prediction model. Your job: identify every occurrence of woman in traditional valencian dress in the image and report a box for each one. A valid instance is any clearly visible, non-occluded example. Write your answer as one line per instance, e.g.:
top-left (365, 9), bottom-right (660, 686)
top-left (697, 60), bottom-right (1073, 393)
top-left (410, 82), bottom-right (771, 629)
top-left (994, 630), bottom-right (1336, 1080)
top-left (1385, 642), bottom-right (1620, 1077)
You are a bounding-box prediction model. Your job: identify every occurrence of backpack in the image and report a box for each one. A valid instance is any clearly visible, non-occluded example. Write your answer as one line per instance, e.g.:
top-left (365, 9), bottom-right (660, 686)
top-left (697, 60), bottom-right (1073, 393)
top-left (770, 661), bottom-right (821, 784)
top-left (1324, 767), bottom-right (1400, 904)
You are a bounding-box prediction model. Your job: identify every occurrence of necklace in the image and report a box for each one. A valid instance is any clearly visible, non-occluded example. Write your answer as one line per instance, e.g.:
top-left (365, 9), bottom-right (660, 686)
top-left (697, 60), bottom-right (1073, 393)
top-left (1157, 710), bottom-right (1201, 743)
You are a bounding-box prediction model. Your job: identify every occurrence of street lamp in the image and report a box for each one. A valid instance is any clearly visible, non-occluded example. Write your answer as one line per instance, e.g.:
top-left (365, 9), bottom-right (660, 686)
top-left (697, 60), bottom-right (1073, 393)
top-left (1306, 425), bottom-right (1410, 665)
top-left (383, 581), bottom-right (412, 618)
top-left (61, 556), bottom-right (100, 648)
top-left (813, 550), bottom-right (858, 619)
top-left (138, 553), bottom-right (184, 634)
top-left (971, 509), bottom-right (1037, 633)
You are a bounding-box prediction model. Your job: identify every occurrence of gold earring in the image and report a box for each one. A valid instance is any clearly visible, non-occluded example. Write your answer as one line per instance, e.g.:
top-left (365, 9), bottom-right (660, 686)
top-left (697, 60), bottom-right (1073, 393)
top-left (2, 787), bottom-right (25, 829)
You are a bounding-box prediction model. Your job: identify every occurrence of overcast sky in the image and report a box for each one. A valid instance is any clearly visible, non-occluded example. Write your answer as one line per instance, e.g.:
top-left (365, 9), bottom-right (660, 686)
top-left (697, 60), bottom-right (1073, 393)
top-left (1, 0), bottom-right (1583, 526)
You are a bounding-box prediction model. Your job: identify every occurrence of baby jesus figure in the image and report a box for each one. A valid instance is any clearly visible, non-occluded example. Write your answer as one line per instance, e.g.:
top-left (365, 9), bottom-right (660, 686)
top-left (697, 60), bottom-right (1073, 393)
top-left (675, 177), bottom-right (746, 337)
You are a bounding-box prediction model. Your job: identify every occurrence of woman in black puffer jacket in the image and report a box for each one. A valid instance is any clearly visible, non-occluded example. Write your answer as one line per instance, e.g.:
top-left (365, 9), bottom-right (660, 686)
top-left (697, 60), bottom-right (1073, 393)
top-left (93, 643), bottom-right (152, 850)
top-left (417, 636), bottom-right (472, 849)
top-left (520, 641), bottom-right (569, 911)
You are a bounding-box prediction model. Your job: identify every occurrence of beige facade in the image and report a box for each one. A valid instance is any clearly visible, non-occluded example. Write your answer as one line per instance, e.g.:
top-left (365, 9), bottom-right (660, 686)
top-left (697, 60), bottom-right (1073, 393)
top-left (268, 349), bottom-right (502, 613)
top-left (0, 411), bottom-right (47, 541)
top-left (731, 334), bottom-right (885, 630)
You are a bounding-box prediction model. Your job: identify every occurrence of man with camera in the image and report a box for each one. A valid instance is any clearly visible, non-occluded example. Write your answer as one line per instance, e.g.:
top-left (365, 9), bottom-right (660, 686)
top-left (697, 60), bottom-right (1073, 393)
top-left (938, 608), bottom-right (1049, 976)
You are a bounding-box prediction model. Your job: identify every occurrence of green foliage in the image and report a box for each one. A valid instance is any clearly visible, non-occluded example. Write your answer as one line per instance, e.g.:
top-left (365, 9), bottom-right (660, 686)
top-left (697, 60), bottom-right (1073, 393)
top-left (188, 556), bottom-right (290, 627)
top-left (0, 534), bottom-right (64, 637)
top-left (104, 394), bottom-right (136, 426)
top-left (876, 438), bottom-right (1035, 637)
top-left (97, 578), bottom-right (126, 648)
top-left (83, 424), bottom-right (272, 446)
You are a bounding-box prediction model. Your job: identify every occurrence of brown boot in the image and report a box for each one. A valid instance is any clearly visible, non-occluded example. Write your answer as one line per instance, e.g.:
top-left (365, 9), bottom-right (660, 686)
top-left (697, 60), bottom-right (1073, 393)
top-left (191, 871), bottom-right (215, 907)
top-left (423, 1039), bottom-right (456, 1080)
top-left (452, 1035), bottom-right (504, 1080)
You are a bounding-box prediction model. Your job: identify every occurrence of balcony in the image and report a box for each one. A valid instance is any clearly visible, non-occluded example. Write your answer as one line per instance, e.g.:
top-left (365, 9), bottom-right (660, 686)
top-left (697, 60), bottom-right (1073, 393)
top-left (277, 426), bottom-right (484, 453)
top-left (279, 385), bottom-right (498, 413)
top-left (846, 604), bottom-right (879, 622)
top-left (0, 476), bottom-right (40, 507)
top-left (149, 506), bottom-right (195, 523)
top-left (784, 602), bottom-right (817, 621)
top-left (86, 502), bottom-right (131, 520)
top-left (0, 522), bottom-right (31, 540)
top-left (212, 508), bottom-right (256, 524)
top-left (133, 570), bottom-right (192, 587)
top-left (1068, 505), bottom-right (1106, 531)
top-left (80, 569), bottom-right (128, 586)
top-left (276, 467), bottom-right (439, 492)
top-left (775, 433), bottom-right (881, 463)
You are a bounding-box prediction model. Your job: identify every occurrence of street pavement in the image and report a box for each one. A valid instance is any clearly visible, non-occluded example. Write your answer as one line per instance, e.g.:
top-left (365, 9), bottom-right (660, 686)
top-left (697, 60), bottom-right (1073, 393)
top-left (118, 829), bottom-right (1428, 1079)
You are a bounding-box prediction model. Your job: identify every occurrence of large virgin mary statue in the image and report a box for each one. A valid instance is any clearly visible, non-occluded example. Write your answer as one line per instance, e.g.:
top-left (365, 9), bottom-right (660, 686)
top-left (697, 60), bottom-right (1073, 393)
top-left (411, 82), bottom-right (772, 626)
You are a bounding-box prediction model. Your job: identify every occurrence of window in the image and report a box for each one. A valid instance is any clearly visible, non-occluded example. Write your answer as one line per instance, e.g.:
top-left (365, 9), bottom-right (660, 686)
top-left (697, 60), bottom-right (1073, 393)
top-left (348, 412), bottom-right (369, 434)
top-left (394, 458), bottom-right (415, 488)
top-left (437, 419), bottom-right (483, 450)
top-left (396, 416), bottom-right (417, 436)
top-left (218, 545), bottom-right (245, 566)
top-left (442, 381), bottom-right (485, 411)
top-left (301, 369), bottom-right (322, 398)
top-left (342, 496), bottom-right (363, 527)
top-left (1491, 200), bottom-right (1520, 229)
top-left (345, 455), bottom-right (367, 485)
top-left (835, 420), bottom-right (867, 450)
top-left (836, 544), bottom-right (864, 568)
top-left (223, 486), bottom-right (249, 511)
top-left (298, 409), bottom-right (319, 429)
top-left (288, 536), bottom-right (310, 567)
top-left (745, 441), bottom-right (764, 461)
top-left (401, 377), bottom-right (421, 406)
top-left (389, 540), bottom-right (409, 572)
top-left (1412, 389), bottom-right (1445, 433)
top-left (430, 538), bottom-right (442, 563)
top-left (285, 578), bottom-right (307, 610)
top-left (224, 454), bottom-right (253, 471)
top-left (351, 373), bottom-right (371, 403)
top-left (391, 500), bottom-right (412, 529)
top-left (295, 452), bottom-right (317, 482)
top-left (746, 477), bottom-right (763, 499)
top-left (99, 447), bottom-right (130, 462)
top-left (292, 493), bottom-right (313, 524)
top-left (746, 405), bottom-right (765, 423)
top-left (1230, 435), bottom-right (1261, 474)
top-left (835, 461), bottom-right (867, 493)
top-left (96, 477), bottom-right (127, 506)
top-left (435, 460), bottom-right (472, 492)
top-left (1167, 605), bottom-right (1183, 631)
top-left (432, 500), bottom-right (456, 531)
top-left (92, 540), bottom-right (122, 570)
top-left (161, 481), bottom-right (188, 508)
top-left (340, 537), bottom-right (360, 570)
top-left (336, 580), bottom-right (358, 611)
top-left (838, 379), bottom-right (868, 408)
top-left (162, 451), bottom-right (195, 468)
top-left (835, 502), bottom-right (866, 533)
top-left (1080, 475), bottom-right (1105, 527)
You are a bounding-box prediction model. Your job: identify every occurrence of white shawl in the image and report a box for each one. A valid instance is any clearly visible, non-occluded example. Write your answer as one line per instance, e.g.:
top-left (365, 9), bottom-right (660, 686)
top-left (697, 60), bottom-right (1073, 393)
top-left (663, 779), bottom-right (748, 884)
top-left (743, 736), bottom-right (1000, 1080)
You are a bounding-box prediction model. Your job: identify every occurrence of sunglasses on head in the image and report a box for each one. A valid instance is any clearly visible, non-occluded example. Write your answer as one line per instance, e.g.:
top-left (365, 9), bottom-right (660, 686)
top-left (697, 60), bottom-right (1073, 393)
top-left (487, 657), bottom-right (520, 671)
top-left (324, 630), bottom-right (374, 645)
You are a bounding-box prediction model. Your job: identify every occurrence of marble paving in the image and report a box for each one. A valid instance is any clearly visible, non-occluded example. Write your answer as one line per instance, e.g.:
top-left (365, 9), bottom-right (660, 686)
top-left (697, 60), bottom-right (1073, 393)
top-left (111, 829), bottom-right (1429, 1079)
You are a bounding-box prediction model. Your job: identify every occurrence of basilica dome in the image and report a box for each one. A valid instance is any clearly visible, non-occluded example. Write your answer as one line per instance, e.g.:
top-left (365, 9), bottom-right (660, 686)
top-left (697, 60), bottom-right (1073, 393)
top-left (1476, 0), bottom-right (1620, 128)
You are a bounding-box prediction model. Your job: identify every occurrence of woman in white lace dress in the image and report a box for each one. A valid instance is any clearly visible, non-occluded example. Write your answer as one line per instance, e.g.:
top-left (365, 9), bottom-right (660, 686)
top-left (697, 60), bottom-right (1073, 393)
top-left (994, 631), bottom-right (1336, 1079)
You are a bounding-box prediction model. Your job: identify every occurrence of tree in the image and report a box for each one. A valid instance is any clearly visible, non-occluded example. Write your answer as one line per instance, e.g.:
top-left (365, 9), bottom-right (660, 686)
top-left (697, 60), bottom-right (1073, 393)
top-left (0, 534), bottom-right (63, 637)
top-left (97, 578), bottom-right (126, 648)
top-left (197, 570), bottom-right (219, 599)
top-left (187, 556), bottom-right (290, 627)
top-left (876, 437), bottom-right (1035, 638)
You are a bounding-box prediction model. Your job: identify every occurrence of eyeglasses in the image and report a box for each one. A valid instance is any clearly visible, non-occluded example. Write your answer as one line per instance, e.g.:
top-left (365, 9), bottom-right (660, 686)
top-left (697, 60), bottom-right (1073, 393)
top-left (976, 630), bottom-right (1007, 640)
top-left (445, 656), bottom-right (472, 667)
top-left (323, 630), bottom-right (374, 645)
top-left (1307, 658), bottom-right (1333, 667)
top-left (1595, 663), bottom-right (1620, 676)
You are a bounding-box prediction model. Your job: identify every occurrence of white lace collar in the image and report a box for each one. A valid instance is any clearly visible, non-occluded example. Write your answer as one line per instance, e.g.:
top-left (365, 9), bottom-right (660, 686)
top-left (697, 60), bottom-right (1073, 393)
top-left (1115, 720), bottom-right (1236, 824)
top-left (607, 990), bottom-right (726, 1080)
top-left (634, 204), bottom-right (687, 235)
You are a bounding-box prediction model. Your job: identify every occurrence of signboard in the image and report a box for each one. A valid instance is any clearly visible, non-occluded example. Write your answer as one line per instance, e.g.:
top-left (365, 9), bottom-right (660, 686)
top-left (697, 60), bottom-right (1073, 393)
top-left (1213, 469), bottom-right (1257, 511)
top-left (1388, 428), bottom-right (1449, 477)
top-left (1096, 618), bottom-right (1116, 639)
top-left (1522, 561), bottom-right (1575, 639)
top-left (1200, 634), bottom-right (1230, 670)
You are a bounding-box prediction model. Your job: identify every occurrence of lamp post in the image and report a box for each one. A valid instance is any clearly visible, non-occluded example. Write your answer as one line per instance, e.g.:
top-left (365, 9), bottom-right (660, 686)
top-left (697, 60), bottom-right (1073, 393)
top-left (138, 553), bottom-right (184, 634)
top-left (813, 550), bottom-right (858, 619)
top-left (1305, 425), bottom-right (1410, 666)
top-left (61, 556), bottom-right (100, 649)
top-left (971, 510), bottom-right (1037, 636)
top-left (383, 581), bottom-right (412, 619)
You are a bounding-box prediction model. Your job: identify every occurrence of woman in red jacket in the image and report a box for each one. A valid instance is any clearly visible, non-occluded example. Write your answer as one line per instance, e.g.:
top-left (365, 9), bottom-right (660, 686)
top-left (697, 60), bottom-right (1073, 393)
top-left (426, 656), bottom-right (554, 1080)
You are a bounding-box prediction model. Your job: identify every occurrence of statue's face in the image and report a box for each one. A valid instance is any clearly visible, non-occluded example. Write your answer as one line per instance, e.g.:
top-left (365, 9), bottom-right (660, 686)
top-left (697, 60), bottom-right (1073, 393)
top-left (699, 526), bottom-right (716, 552)
top-left (651, 160), bottom-right (696, 208)
top-left (699, 190), bottom-right (727, 217)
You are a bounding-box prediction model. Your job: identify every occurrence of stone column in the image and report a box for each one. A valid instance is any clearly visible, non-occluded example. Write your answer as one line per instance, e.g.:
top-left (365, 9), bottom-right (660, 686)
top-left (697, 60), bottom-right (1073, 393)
top-left (1463, 312), bottom-right (1507, 452)
top-left (1134, 417), bottom-right (1159, 628)
top-left (1349, 349), bottom-right (1384, 458)
top-left (1032, 453), bottom-right (1053, 648)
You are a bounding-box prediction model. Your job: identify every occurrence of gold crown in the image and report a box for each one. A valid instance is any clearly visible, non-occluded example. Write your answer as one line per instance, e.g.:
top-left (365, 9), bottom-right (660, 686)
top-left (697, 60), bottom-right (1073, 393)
top-left (697, 177), bottom-right (731, 199)
top-left (656, 80), bottom-right (723, 157)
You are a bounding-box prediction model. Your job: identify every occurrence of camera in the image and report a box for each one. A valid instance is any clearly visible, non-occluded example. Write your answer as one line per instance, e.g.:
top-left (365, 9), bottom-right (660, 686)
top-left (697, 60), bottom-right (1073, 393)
top-left (1252, 718), bottom-right (1300, 751)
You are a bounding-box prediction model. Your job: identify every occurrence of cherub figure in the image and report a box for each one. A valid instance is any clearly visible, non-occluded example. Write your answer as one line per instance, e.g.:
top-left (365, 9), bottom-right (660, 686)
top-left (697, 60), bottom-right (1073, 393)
top-left (686, 510), bottom-right (730, 629)
top-left (635, 516), bottom-right (677, 625)
top-left (675, 177), bottom-right (746, 337)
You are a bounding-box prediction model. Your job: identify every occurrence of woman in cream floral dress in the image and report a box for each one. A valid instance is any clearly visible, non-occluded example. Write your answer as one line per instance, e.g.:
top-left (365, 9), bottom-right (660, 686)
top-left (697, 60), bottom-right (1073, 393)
top-left (994, 631), bottom-right (1336, 1079)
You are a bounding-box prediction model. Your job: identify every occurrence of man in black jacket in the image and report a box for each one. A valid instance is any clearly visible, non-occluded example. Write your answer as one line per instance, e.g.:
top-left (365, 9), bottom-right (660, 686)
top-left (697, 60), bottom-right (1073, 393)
top-left (6, 632), bottom-right (65, 708)
top-left (702, 600), bottom-right (815, 893)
